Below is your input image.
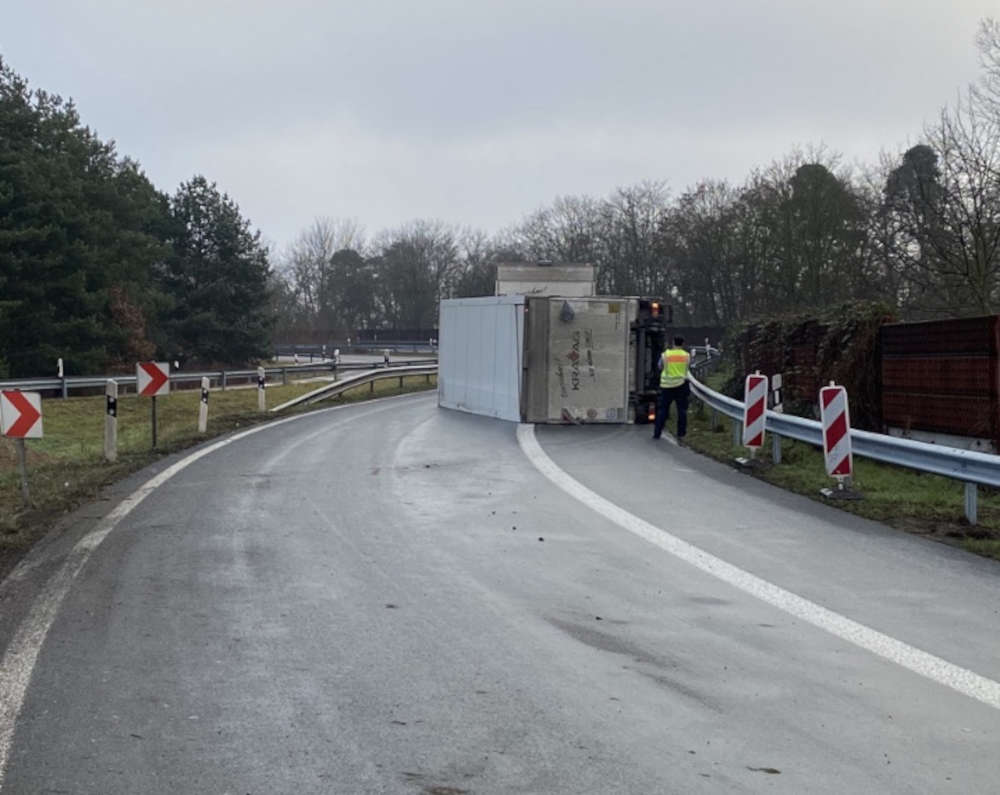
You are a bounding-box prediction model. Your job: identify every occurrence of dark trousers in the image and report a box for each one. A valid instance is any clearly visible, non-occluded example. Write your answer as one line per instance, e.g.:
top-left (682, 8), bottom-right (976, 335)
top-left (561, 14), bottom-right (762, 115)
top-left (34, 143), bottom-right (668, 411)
top-left (653, 382), bottom-right (690, 439)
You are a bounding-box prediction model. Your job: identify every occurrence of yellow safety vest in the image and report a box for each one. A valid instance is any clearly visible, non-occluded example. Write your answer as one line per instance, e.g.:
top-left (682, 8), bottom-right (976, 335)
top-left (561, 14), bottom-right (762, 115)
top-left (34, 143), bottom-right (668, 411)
top-left (660, 348), bottom-right (690, 388)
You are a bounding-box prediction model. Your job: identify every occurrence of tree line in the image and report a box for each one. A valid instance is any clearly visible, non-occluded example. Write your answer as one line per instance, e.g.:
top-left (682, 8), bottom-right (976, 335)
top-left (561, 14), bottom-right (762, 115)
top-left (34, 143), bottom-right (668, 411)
top-left (277, 18), bottom-right (1000, 340)
top-left (0, 56), bottom-right (271, 377)
top-left (4, 19), bottom-right (998, 372)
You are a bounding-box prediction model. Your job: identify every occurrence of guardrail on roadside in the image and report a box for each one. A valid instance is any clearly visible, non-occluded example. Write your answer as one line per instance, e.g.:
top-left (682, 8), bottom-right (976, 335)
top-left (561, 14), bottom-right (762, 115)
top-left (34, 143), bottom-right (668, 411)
top-left (275, 342), bottom-right (437, 356)
top-left (686, 366), bottom-right (994, 525)
top-left (0, 360), bottom-right (438, 398)
top-left (269, 364), bottom-right (438, 413)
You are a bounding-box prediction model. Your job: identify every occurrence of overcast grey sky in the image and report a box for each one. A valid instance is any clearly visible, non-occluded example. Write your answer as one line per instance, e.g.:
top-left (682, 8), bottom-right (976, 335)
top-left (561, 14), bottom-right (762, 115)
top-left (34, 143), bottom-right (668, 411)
top-left (3, 1), bottom-right (996, 250)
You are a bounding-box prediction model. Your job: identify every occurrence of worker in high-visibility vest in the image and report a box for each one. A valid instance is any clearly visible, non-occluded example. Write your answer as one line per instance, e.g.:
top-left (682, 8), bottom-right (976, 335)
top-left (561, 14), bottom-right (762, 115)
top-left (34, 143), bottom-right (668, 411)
top-left (653, 335), bottom-right (691, 443)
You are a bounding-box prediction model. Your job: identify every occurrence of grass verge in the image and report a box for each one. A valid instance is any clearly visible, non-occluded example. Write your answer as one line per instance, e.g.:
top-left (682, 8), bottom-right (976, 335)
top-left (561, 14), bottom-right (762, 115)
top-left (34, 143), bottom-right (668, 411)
top-left (681, 371), bottom-right (1000, 562)
top-left (0, 375), bottom-right (436, 579)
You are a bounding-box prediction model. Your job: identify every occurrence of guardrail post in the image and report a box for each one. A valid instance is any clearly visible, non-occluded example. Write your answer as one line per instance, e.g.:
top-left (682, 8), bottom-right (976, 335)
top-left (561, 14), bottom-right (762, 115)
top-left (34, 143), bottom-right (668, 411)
top-left (772, 433), bottom-right (782, 465)
top-left (150, 395), bottom-right (158, 449)
top-left (15, 439), bottom-right (29, 504)
top-left (282, 367), bottom-right (288, 385)
top-left (731, 418), bottom-right (740, 447)
top-left (965, 483), bottom-right (978, 526)
top-left (221, 370), bottom-right (227, 391)
top-left (61, 377), bottom-right (68, 400)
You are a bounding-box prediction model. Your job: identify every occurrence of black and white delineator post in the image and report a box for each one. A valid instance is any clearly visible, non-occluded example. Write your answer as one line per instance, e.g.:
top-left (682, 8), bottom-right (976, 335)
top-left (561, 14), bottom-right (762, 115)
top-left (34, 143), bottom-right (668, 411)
top-left (105, 379), bottom-right (118, 462)
top-left (199, 377), bottom-right (210, 432)
top-left (257, 367), bottom-right (266, 412)
top-left (770, 373), bottom-right (784, 463)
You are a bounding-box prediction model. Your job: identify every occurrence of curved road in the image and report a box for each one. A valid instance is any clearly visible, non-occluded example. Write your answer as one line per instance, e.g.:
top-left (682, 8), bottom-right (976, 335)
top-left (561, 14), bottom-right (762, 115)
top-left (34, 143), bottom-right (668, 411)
top-left (1, 393), bottom-right (998, 793)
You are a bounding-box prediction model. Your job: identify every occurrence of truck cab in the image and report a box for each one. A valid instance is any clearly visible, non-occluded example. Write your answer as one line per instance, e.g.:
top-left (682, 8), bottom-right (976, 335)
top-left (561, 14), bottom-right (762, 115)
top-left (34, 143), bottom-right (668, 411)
top-left (630, 299), bottom-right (669, 423)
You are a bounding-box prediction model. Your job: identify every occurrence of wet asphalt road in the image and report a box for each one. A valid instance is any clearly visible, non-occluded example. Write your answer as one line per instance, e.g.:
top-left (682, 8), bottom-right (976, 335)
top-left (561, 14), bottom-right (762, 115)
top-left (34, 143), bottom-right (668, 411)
top-left (2, 393), bottom-right (999, 794)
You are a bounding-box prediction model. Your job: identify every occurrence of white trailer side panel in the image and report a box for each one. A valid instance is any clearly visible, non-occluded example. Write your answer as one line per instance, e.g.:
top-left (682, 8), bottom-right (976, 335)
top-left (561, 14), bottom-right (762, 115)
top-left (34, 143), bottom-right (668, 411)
top-left (438, 296), bottom-right (524, 422)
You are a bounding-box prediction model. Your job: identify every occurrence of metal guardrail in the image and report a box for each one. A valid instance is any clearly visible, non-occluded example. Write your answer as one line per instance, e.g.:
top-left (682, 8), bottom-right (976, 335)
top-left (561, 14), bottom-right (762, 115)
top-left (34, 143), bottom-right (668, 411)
top-left (269, 364), bottom-right (438, 413)
top-left (275, 342), bottom-right (437, 356)
top-left (686, 364), bottom-right (995, 524)
top-left (0, 360), bottom-right (437, 397)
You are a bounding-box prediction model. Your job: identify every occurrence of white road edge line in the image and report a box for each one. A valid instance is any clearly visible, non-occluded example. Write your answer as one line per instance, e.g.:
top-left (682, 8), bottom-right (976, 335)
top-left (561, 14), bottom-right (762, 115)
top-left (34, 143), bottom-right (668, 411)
top-left (516, 423), bottom-right (1000, 712)
top-left (0, 392), bottom-right (432, 789)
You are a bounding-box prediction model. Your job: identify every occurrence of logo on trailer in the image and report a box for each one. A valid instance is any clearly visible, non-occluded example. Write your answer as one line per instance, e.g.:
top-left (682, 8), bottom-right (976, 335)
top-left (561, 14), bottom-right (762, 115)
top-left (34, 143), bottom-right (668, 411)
top-left (136, 361), bottom-right (170, 397)
top-left (742, 373), bottom-right (768, 448)
top-left (1, 390), bottom-right (43, 438)
top-left (819, 384), bottom-right (852, 477)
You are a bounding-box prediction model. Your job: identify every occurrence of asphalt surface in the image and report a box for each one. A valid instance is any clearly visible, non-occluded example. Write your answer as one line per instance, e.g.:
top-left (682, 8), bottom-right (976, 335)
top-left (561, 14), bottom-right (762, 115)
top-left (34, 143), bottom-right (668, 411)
top-left (2, 394), bottom-right (999, 793)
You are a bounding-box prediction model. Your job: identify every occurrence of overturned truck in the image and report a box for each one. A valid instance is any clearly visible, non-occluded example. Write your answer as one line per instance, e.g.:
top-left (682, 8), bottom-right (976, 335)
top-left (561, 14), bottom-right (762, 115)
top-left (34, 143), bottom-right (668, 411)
top-left (437, 295), bottom-right (668, 424)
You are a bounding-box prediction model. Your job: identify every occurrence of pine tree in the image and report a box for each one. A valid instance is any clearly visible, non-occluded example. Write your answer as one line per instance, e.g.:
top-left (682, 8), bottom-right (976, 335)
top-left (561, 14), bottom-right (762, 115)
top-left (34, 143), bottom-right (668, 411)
top-left (0, 56), bottom-right (168, 376)
top-left (160, 176), bottom-right (273, 364)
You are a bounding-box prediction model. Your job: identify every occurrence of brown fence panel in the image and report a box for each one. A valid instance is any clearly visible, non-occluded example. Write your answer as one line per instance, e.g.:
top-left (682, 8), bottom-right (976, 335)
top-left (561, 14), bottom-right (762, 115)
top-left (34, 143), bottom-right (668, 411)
top-left (880, 315), bottom-right (1000, 446)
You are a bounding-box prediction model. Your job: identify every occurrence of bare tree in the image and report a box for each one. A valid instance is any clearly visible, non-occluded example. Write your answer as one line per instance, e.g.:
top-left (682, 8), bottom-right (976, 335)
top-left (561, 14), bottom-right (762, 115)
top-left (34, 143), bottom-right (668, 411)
top-left (516, 195), bottom-right (603, 264)
top-left (881, 97), bottom-right (1000, 318)
top-left (371, 220), bottom-right (459, 330)
top-left (599, 181), bottom-right (671, 296)
top-left (452, 228), bottom-right (500, 298)
top-left (661, 180), bottom-right (745, 324)
top-left (280, 217), bottom-right (366, 337)
top-left (926, 100), bottom-right (1000, 314)
top-left (973, 17), bottom-right (1000, 120)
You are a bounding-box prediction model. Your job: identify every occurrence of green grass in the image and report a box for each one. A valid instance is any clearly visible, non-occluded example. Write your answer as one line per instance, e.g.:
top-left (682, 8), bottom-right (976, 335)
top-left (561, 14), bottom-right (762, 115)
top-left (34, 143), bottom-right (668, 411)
top-left (0, 375), bottom-right (436, 577)
top-left (683, 369), bottom-right (1000, 561)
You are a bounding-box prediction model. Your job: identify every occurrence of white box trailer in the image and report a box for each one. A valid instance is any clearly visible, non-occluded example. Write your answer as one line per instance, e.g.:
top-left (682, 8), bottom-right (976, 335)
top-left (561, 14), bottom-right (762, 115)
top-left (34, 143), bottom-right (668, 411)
top-left (438, 295), bottom-right (663, 424)
top-left (437, 295), bottom-right (526, 422)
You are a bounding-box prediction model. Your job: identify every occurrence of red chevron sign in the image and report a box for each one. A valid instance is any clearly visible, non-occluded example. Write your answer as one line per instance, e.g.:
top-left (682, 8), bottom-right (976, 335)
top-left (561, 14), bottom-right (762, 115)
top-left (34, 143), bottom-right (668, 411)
top-left (1, 390), bottom-right (43, 438)
top-left (136, 361), bottom-right (170, 397)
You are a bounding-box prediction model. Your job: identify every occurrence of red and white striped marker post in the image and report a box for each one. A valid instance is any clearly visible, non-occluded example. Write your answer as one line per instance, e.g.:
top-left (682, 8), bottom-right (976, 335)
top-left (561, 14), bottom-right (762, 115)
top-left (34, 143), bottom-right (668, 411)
top-left (742, 372), bottom-right (768, 449)
top-left (735, 371), bottom-right (767, 467)
top-left (819, 381), bottom-right (858, 497)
